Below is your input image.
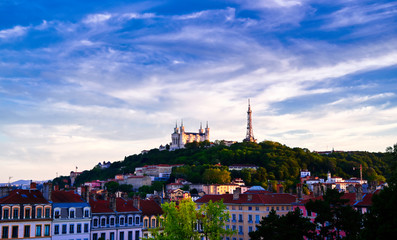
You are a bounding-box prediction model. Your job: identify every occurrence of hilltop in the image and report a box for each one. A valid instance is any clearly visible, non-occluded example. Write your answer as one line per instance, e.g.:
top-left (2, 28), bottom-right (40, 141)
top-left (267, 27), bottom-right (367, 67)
top-left (63, 141), bottom-right (392, 190)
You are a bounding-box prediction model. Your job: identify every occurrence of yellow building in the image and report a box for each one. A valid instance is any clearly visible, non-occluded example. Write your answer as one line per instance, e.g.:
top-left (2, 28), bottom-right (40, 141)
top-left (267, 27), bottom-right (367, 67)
top-left (195, 187), bottom-right (297, 240)
top-left (140, 199), bottom-right (163, 239)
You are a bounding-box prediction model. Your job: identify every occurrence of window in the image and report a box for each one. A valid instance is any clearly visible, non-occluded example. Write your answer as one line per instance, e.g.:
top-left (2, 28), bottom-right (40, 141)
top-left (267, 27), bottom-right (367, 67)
top-left (276, 207), bottom-right (279, 211)
top-left (13, 208), bottom-right (19, 219)
top-left (248, 215), bottom-right (253, 223)
top-left (238, 214), bottom-right (243, 222)
top-left (93, 218), bottom-right (98, 227)
top-left (77, 224), bottom-right (82, 233)
top-left (101, 233), bottom-right (106, 239)
top-left (35, 225), bottom-right (42, 237)
top-left (144, 219), bottom-right (148, 228)
top-left (232, 214), bottom-right (236, 222)
top-left (238, 206), bottom-right (242, 210)
top-left (135, 216), bottom-right (140, 225)
top-left (11, 226), bottom-right (18, 239)
top-left (232, 225), bottom-right (236, 231)
top-left (45, 208), bottom-right (50, 218)
top-left (2, 226), bottom-right (9, 239)
top-left (54, 209), bottom-right (60, 219)
top-left (238, 226), bottom-right (243, 235)
top-left (287, 206), bottom-right (290, 211)
top-left (248, 206), bottom-right (252, 211)
top-left (69, 209), bottom-right (75, 218)
top-left (249, 226), bottom-right (253, 232)
top-left (84, 209), bottom-right (90, 218)
top-left (120, 217), bottom-right (125, 226)
top-left (110, 217), bottom-right (115, 226)
top-left (281, 206), bottom-right (284, 211)
top-left (3, 209), bottom-right (9, 220)
top-left (128, 231), bottom-right (133, 240)
top-left (120, 231), bottom-right (124, 240)
top-left (37, 208), bottom-right (42, 218)
top-left (44, 225), bottom-right (50, 236)
top-left (93, 233), bottom-right (98, 240)
top-left (84, 223), bottom-right (89, 233)
top-left (25, 208), bottom-right (31, 219)
top-left (110, 232), bottom-right (115, 240)
top-left (255, 207), bottom-right (259, 211)
top-left (255, 215), bottom-right (260, 224)
top-left (70, 224), bottom-right (74, 234)
top-left (54, 225), bottom-right (59, 235)
top-left (62, 224), bottom-right (67, 234)
top-left (152, 218), bottom-right (156, 228)
top-left (101, 218), bottom-right (106, 227)
top-left (266, 207), bottom-right (269, 211)
top-left (135, 231), bottom-right (140, 240)
top-left (128, 216), bottom-right (133, 225)
top-left (24, 225), bottom-right (30, 238)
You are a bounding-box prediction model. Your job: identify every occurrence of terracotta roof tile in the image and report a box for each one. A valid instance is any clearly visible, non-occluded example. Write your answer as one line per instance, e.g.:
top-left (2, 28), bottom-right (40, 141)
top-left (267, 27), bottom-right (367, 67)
top-left (51, 191), bottom-right (84, 203)
top-left (0, 189), bottom-right (49, 204)
top-left (196, 193), bottom-right (296, 205)
top-left (140, 199), bottom-right (163, 216)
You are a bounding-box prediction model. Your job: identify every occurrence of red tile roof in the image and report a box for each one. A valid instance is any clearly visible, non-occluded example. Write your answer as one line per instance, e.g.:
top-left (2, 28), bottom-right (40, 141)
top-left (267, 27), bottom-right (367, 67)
top-left (196, 193), bottom-right (296, 205)
top-left (51, 191), bottom-right (84, 203)
top-left (89, 198), bottom-right (139, 213)
top-left (140, 199), bottom-right (163, 216)
top-left (0, 189), bottom-right (49, 204)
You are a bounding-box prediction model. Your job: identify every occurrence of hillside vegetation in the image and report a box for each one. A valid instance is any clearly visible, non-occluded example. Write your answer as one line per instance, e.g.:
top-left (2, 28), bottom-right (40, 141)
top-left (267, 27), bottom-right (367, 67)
top-left (71, 141), bottom-right (391, 188)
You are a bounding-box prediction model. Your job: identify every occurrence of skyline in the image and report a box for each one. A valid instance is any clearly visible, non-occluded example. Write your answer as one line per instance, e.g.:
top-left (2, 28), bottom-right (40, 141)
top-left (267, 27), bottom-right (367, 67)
top-left (1, 0), bottom-right (397, 182)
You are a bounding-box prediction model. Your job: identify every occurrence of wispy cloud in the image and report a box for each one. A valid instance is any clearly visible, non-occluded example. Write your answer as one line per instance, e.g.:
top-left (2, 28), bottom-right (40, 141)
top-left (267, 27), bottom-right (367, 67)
top-left (0, 25), bottom-right (29, 39)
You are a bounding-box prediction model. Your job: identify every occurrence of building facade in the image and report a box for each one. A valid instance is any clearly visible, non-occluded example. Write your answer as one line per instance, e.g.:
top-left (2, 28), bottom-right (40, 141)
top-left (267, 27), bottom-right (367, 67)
top-left (90, 197), bottom-right (142, 240)
top-left (195, 187), bottom-right (297, 240)
top-left (140, 199), bottom-right (163, 239)
top-left (170, 122), bottom-right (210, 150)
top-left (0, 189), bottom-right (52, 240)
top-left (51, 191), bottom-right (91, 240)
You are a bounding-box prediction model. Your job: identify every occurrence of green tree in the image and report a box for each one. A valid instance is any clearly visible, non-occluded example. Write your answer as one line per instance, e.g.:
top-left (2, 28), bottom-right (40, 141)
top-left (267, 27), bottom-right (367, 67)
top-left (203, 168), bottom-right (231, 184)
top-left (249, 209), bottom-right (315, 240)
top-left (150, 199), bottom-right (234, 240)
top-left (199, 200), bottom-right (235, 240)
top-left (105, 181), bottom-right (119, 194)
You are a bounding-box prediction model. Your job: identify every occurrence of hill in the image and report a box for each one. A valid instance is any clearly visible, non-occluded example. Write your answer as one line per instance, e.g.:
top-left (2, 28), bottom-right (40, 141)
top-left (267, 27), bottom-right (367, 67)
top-left (67, 141), bottom-right (392, 189)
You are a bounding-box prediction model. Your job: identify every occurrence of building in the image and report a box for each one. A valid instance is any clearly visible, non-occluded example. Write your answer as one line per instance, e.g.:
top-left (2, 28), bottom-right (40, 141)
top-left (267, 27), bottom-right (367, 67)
top-left (90, 196), bottom-right (142, 240)
top-left (228, 164), bottom-right (259, 171)
top-left (195, 186), bottom-right (297, 240)
top-left (202, 184), bottom-right (248, 195)
top-left (140, 199), bottom-right (163, 239)
top-left (170, 122), bottom-right (210, 150)
top-left (0, 189), bottom-right (52, 240)
top-left (118, 175), bottom-right (152, 190)
top-left (51, 190), bottom-right (91, 240)
top-left (134, 164), bottom-right (183, 181)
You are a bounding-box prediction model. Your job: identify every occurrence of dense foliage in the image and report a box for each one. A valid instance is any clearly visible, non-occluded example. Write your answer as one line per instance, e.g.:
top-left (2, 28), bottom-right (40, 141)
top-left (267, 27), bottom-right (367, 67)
top-left (70, 141), bottom-right (388, 188)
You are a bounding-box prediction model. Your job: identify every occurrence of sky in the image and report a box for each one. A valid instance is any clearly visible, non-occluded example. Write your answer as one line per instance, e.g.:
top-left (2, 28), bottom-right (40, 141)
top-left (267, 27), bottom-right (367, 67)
top-left (1, 0), bottom-right (397, 182)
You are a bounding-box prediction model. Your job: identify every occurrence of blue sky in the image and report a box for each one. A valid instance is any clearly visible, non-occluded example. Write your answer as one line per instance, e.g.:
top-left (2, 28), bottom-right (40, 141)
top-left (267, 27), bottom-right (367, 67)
top-left (1, 0), bottom-right (397, 182)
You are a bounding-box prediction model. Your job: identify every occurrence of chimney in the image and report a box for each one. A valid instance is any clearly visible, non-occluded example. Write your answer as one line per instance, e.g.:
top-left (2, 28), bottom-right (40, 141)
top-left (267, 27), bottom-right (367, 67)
top-left (42, 182), bottom-right (52, 201)
top-left (133, 196), bottom-right (140, 210)
top-left (30, 181), bottom-right (37, 190)
top-left (297, 183), bottom-right (303, 199)
top-left (109, 194), bottom-right (117, 211)
top-left (355, 184), bottom-right (363, 202)
top-left (233, 188), bottom-right (241, 200)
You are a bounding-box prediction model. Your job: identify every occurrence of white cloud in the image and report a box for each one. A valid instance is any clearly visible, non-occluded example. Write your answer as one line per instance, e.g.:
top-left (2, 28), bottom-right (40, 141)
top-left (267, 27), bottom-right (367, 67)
top-left (0, 25), bottom-right (29, 39)
top-left (83, 13), bottom-right (112, 24)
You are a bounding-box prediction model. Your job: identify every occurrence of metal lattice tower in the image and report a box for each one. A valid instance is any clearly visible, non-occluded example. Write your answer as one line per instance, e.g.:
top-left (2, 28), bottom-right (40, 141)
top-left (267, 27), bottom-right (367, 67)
top-left (244, 99), bottom-right (256, 142)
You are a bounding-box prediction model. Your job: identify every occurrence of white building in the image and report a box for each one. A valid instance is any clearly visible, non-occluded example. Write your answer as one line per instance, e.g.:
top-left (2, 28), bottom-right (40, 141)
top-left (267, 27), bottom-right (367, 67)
top-left (51, 191), bottom-right (91, 240)
top-left (0, 189), bottom-right (52, 240)
top-left (90, 197), bottom-right (142, 240)
top-left (170, 122), bottom-right (210, 150)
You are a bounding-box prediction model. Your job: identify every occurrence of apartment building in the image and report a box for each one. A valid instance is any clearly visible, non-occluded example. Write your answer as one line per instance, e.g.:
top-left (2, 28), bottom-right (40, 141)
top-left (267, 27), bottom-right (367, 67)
top-left (0, 189), bottom-right (52, 240)
top-left (195, 186), bottom-right (297, 240)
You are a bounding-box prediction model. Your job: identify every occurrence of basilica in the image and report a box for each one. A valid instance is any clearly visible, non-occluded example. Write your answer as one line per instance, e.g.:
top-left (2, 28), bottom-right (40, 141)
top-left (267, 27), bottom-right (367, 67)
top-left (170, 122), bottom-right (210, 150)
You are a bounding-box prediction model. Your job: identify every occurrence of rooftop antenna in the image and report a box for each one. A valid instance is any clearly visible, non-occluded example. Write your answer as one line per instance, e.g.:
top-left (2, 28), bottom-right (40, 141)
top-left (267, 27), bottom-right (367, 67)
top-left (8, 176), bottom-right (12, 187)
